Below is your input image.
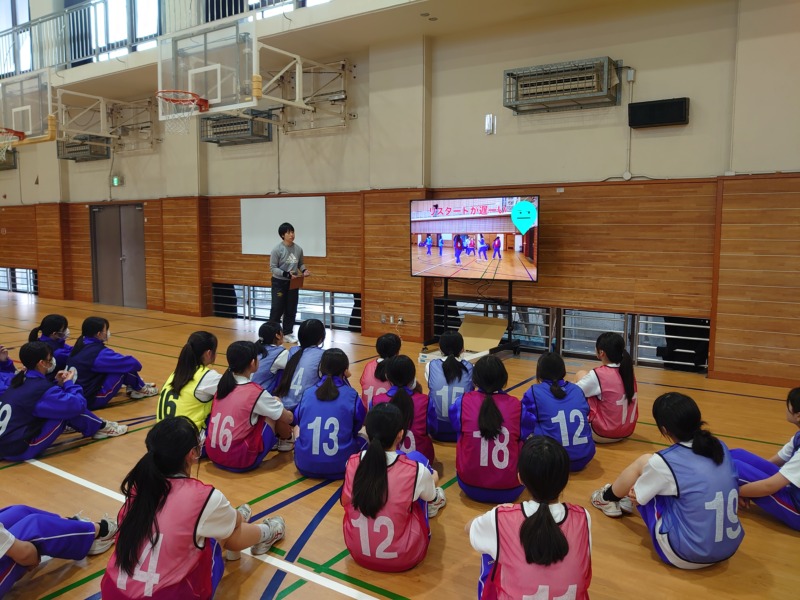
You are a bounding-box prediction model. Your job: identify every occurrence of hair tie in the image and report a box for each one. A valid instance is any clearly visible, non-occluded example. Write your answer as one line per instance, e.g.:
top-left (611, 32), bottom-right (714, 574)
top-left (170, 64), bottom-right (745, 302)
top-left (257, 337), bottom-right (263, 343)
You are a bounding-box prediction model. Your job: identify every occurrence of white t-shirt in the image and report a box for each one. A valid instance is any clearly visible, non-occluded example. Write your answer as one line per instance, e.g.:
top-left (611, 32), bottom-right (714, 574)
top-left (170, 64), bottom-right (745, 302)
top-left (777, 436), bottom-right (800, 488)
top-left (195, 369), bottom-right (223, 402)
top-left (469, 500), bottom-right (592, 559)
top-left (271, 349), bottom-right (290, 373)
top-left (575, 363), bottom-right (620, 398)
top-left (195, 488), bottom-right (238, 544)
top-left (233, 374), bottom-right (285, 422)
top-left (0, 523), bottom-right (15, 558)
top-left (358, 450), bottom-right (437, 502)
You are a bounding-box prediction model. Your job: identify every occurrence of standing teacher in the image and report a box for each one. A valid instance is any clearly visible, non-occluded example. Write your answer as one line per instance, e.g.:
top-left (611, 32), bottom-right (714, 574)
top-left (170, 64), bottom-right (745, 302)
top-left (270, 223), bottom-right (309, 344)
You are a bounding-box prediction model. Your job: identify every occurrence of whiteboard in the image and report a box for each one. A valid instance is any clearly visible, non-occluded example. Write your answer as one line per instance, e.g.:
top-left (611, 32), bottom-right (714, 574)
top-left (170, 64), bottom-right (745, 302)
top-left (240, 196), bottom-right (327, 257)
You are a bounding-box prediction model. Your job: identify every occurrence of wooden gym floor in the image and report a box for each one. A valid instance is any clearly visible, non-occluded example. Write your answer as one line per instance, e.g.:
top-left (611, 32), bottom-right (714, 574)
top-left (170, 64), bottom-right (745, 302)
top-left (0, 292), bottom-right (797, 599)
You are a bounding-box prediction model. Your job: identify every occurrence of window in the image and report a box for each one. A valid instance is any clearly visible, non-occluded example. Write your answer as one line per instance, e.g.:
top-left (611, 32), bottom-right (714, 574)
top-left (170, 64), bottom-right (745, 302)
top-left (0, 1), bottom-right (31, 76)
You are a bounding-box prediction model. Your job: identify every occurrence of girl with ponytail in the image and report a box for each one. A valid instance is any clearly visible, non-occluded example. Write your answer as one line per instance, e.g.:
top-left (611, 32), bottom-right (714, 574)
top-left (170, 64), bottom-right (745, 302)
top-left (469, 435), bottom-right (592, 599)
top-left (0, 342), bottom-right (127, 462)
top-left (590, 392), bottom-right (743, 568)
top-left (371, 355), bottom-right (436, 463)
top-left (205, 342), bottom-right (293, 472)
top-left (341, 403), bottom-right (445, 572)
top-left (251, 321), bottom-right (289, 394)
top-left (101, 417), bottom-right (287, 599)
top-left (522, 352), bottom-right (596, 472)
top-left (574, 331), bottom-right (638, 443)
top-left (68, 316), bottom-right (158, 410)
top-left (450, 355), bottom-right (532, 503)
top-left (359, 333), bottom-right (401, 408)
top-left (157, 331), bottom-right (221, 432)
top-left (273, 319), bottom-right (326, 411)
top-left (294, 348), bottom-right (367, 479)
top-left (28, 314), bottom-right (72, 374)
top-left (425, 330), bottom-right (474, 441)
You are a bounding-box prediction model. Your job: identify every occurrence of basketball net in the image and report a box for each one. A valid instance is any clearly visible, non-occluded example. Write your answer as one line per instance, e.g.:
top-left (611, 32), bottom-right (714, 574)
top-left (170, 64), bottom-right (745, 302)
top-left (156, 91), bottom-right (209, 135)
top-left (0, 128), bottom-right (24, 161)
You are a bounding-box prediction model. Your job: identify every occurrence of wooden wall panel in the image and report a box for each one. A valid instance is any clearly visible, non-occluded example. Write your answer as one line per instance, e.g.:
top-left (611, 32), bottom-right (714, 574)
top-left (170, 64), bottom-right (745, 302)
top-left (709, 175), bottom-right (800, 386)
top-left (363, 190), bottom-right (428, 341)
top-left (162, 197), bottom-right (208, 316)
top-left (34, 203), bottom-right (66, 299)
top-left (206, 194), bottom-right (364, 294)
top-left (143, 200), bottom-right (164, 311)
top-left (65, 204), bottom-right (93, 302)
top-left (433, 181), bottom-right (717, 319)
top-left (0, 205), bottom-right (37, 269)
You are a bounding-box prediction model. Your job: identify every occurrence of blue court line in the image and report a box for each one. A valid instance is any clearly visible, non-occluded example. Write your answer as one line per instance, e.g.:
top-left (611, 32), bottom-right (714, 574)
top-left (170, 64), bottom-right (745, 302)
top-left (250, 479), bottom-right (334, 521)
top-left (84, 593), bottom-right (101, 600)
top-left (261, 485), bottom-right (343, 600)
top-left (506, 374), bottom-right (536, 392)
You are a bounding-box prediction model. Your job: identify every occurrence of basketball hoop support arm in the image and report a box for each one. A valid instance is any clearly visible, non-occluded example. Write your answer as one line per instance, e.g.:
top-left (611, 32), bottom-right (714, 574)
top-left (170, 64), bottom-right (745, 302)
top-left (11, 114), bottom-right (57, 146)
top-left (255, 43), bottom-right (346, 113)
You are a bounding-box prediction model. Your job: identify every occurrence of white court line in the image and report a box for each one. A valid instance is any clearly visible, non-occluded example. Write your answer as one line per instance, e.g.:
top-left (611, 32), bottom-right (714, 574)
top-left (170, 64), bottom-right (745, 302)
top-left (25, 459), bottom-right (376, 599)
top-left (27, 459), bottom-right (125, 503)
top-left (246, 550), bottom-right (379, 600)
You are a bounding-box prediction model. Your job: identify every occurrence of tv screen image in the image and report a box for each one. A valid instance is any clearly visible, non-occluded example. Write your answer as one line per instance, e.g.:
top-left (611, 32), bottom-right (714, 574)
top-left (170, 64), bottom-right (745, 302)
top-left (410, 196), bottom-right (539, 282)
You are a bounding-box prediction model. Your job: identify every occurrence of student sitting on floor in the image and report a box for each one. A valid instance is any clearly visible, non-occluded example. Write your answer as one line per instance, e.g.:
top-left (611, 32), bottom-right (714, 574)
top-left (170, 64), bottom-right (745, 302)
top-left (0, 342), bottom-right (127, 462)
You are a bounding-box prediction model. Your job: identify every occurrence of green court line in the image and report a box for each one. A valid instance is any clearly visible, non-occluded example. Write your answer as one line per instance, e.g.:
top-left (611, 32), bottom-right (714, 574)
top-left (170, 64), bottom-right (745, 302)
top-left (246, 476), bottom-right (309, 506)
top-left (39, 568), bottom-right (105, 599)
top-left (276, 548), bottom-right (351, 598)
top-left (307, 563), bottom-right (410, 600)
top-left (441, 475), bottom-right (458, 490)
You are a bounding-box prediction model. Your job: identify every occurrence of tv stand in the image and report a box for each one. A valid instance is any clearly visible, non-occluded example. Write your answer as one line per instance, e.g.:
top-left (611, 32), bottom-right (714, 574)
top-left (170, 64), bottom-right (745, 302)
top-left (423, 279), bottom-right (521, 356)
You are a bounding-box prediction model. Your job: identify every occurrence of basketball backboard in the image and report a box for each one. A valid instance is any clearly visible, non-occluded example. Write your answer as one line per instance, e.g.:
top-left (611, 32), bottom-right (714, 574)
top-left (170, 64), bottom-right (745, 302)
top-left (158, 19), bottom-right (258, 121)
top-left (0, 70), bottom-right (52, 137)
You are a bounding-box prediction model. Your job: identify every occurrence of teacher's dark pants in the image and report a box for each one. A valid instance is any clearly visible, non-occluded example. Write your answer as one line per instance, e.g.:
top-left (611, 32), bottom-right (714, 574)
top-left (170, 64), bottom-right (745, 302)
top-left (270, 278), bottom-right (299, 335)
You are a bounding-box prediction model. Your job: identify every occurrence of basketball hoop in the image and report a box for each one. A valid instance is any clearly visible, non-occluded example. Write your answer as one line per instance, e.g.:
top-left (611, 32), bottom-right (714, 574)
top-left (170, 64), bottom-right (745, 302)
top-left (0, 128), bottom-right (25, 161)
top-left (156, 90), bottom-right (209, 135)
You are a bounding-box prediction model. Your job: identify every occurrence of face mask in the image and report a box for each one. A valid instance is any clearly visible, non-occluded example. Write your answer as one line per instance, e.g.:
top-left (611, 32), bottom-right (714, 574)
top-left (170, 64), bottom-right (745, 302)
top-left (46, 357), bottom-right (57, 374)
top-left (105, 330), bottom-right (111, 340)
top-left (63, 328), bottom-right (71, 339)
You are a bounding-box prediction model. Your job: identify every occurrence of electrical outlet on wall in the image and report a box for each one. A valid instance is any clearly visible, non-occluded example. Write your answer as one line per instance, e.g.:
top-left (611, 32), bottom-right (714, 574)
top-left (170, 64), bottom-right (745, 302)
top-left (380, 314), bottom-right (387, 324)
top-left (398, 316), bottom-right (404, 325)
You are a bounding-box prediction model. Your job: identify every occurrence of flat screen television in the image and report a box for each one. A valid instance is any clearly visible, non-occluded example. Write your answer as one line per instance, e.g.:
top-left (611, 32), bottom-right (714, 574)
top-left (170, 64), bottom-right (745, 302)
top-left (410, 196), bottom-right (539, 282)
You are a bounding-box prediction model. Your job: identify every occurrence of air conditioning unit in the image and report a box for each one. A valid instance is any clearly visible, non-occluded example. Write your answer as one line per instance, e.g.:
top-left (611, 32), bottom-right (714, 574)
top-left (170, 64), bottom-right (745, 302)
top-left (57, 135), bottom-right (111, 162)
top-left (504, 56), bottom-right (621, 114)
top-left (0, 149), bottom-right (18, 171)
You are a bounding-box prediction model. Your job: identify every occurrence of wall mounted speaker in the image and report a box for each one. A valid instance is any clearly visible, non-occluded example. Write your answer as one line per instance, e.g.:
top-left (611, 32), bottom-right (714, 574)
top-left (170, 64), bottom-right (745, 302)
top-left (628, 97), bottom-right (689, 128)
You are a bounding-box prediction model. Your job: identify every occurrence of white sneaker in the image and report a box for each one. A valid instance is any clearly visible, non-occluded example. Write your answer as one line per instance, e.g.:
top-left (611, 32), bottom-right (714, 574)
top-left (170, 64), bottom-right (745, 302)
top-left (275, 435), bottom-right (295, 452)
top-left (251, 516), bottom-right (285, 555)
top-left (226, 505), bottom-right (253, 560)
top-left (619, 496), bottom-right (635, 514)
top-left (130, 383), bottom-right (158, 399)
top-left (73, 514), bottom-right (118, 555)
top-left (93, 420), bottom-right (128, 440)
top-left (427, 487), bottom-right (447, 518)
top-left (590, 484), bottom-right (623, 518)
top-left (283, 334), bottom-right (298, 344)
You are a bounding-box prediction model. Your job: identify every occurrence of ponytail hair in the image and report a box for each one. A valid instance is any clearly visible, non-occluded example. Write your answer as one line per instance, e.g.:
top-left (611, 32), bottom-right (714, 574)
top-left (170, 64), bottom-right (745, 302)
top-left (596, 332), bottom-right (635, 402)
top-left (316, 348), bottom-right (349, 401)
top-left (11, 342), bottom-right (51, 388)
top-left (171, 331), bottom-right (218, 394)
top-left (652, 392), bottom-right (723, 464)
top-left (255, 321), bottom-right (283, 356)
top-left (273, 319), bottom-right (326, 397)
top-left (374, 333), bottom-right (401, 382)
top-left (217, 341), bottom-right (258, 400)
top-left (473, 355), bottom-right (508, 440)
top-left (29, 314), bottom-right (68, 342)
top-left (384, 355), bottom-right (416, 430)
top-left (352, 403), bottom-right (404, 518)
top-left (518, 435), bottom-right (571, 565)
top-left (536, 352), bottom-right (567, 400)
top-left (116, 417), bottom-right (200, 576)
top-left (70, 316), bottom-right (109, 356)
top-left (439, 331), bottom-right (468, 384)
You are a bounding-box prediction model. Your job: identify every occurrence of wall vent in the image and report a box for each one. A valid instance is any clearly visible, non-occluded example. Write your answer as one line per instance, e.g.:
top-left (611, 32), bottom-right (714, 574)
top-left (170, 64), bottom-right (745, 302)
top-left (57, 136), bottom-right (111, 162)
top-left (504, 57), bottom-right (621, 114)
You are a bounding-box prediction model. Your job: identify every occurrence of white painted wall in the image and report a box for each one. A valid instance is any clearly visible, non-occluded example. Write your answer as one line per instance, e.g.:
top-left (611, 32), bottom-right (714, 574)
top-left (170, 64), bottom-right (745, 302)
top-left (0, 0), bottom-right (797, 207)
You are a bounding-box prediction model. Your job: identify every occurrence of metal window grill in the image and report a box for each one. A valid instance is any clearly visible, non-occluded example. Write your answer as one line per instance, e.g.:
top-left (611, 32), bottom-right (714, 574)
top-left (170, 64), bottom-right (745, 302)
top-left (433, 298), bottom-right (551, 351)
top-left (559, 309), bottom-right (628, 356)
top-left (504, 56), bottom-right (620, 114)
top-left (634, 315), bottom-right (709, 372)
top-left (0, 267), bottom-right (38, 294)
top-left (212, 283), bottom-right (361, 332)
